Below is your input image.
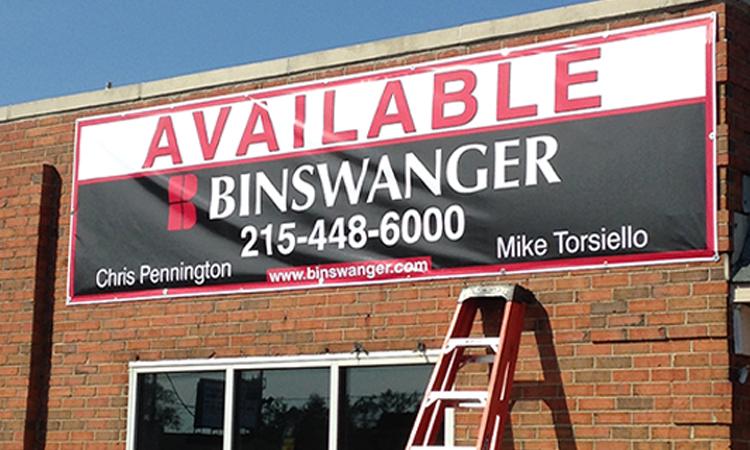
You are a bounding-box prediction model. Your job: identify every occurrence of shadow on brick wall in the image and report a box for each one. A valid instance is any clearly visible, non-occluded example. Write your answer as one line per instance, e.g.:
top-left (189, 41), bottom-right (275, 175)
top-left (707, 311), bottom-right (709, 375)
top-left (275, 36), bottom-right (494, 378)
top-left (502, 299), bottom-right (577, 449)
top-left (24, 165), bottom-right (60, 450)
top-left (732, 352), bottom-right (750, 450)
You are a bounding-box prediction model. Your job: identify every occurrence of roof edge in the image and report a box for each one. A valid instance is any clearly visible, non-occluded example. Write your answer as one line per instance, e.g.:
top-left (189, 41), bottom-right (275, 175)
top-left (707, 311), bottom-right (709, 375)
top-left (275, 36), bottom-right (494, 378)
top-left (1, 0), bottom-right (714, 122)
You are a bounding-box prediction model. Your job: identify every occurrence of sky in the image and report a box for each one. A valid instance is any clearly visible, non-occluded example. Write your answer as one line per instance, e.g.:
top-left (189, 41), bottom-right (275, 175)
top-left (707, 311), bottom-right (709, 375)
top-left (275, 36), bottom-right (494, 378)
top-left (0, 0), bottom-right (592, 107)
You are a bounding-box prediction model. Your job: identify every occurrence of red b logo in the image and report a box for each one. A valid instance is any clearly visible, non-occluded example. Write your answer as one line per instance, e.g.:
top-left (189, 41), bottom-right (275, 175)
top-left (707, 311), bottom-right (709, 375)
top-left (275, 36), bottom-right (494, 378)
top-left (167, 174), bottom-right (198, 231)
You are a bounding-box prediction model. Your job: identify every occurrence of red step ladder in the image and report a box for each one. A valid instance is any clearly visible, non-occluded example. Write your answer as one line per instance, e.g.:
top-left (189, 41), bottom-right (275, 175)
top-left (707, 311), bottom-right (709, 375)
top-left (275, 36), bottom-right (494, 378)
top-left (406, 284), bottom-right (532, 450)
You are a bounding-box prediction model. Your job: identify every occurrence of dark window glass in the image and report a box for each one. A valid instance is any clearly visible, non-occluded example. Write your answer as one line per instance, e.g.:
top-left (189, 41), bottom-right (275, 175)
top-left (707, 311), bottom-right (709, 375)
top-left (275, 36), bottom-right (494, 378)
top-left (338, 364), bottom-right (432, 450)
top-left (233, 368), bottom-right (329, 450)
top-left (135, 371), bottom-right (225, 450)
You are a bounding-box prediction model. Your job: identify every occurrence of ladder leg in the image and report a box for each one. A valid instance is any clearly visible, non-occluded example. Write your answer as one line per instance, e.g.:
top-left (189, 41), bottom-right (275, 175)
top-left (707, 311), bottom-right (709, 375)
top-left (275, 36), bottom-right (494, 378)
top-left (475, 300), bottom-right (526, 450)
top-left (407, 301), bottom-right (478, 446)
top-left (433, 299), bottom-right (482, 433)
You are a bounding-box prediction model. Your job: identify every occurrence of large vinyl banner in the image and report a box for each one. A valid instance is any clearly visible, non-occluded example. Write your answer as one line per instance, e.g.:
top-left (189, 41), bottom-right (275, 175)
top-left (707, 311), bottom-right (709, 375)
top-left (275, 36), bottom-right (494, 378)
top-left (68, 16), bottom-right (717, 304)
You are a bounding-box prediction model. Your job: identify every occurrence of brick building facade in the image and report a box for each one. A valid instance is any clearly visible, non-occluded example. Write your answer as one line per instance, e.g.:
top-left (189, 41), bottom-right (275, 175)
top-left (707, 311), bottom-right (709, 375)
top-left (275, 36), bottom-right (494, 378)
top-left (1, 0), bottom-right (749, 449)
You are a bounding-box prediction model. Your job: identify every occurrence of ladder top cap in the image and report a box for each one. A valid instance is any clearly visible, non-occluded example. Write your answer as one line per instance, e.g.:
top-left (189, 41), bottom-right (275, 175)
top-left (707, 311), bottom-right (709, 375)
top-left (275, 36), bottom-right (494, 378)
top-left (457, 284), bottom-right (535, 304)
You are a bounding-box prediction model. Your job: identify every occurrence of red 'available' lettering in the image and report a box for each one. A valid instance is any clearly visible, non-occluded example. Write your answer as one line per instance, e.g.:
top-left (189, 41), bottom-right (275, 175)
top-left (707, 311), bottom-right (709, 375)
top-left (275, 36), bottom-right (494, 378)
top-left (323, 90), bottom-right (358, 144)
top-left (193, 106), bottom-right (231, 161)
top-left (237, 102), bottom-right (280, 155)
top-left (294, 95), bottom-right (306, 148)
top-left (555, 48), bottom-right (602, 113)
top-left (143, 116), bottom-right (182, 169)
top-left (141, 53), bottom-right (606, 170)
top-left (432, 70), bottom-right (478, 129)
top-left (367, 80), bottom-right (416, 138)
top-left (497, 62), bottom-right (538, 120)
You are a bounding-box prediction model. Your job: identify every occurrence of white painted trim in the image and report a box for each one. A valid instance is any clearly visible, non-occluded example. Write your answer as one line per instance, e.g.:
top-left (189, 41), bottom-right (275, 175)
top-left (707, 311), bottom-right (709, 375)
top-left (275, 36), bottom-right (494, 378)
top-left (126, 366), bottom-right (137, 450)
top-left (328, 362), bottom-right (340, 450)
top-left (129, 349), bottom-right (439, 372)
top-left (733, 285), bottom-right (750, 304)
top-left (222, 367), bottom-right (235, 450)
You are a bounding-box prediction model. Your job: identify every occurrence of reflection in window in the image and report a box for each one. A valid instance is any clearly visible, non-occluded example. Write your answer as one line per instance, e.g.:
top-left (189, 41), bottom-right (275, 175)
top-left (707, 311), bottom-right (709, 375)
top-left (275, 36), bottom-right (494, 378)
top-left (338, 364), bottom-right (433, 450)
top-left (135, 371), bottom-right (225, 450)
top-left (233, 368), bottom-right (329, 450)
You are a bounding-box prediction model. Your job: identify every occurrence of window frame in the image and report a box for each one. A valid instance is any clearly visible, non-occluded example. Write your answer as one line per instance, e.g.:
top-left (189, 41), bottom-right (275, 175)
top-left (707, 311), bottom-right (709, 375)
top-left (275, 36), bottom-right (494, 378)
top-left (127, 349), bottom-right (440, 450)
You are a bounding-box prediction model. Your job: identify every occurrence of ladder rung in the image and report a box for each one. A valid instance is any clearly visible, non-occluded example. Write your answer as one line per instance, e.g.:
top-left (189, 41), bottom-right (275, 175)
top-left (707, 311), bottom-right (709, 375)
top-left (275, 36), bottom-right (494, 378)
top-left (411, 447), bottom-right (475, 450)
top-left (462, 354), bottom-right (495, 364)
top-left (446, 337), bottom-right (499, 352)
top-left (427, 390), bottom-right (487, 408)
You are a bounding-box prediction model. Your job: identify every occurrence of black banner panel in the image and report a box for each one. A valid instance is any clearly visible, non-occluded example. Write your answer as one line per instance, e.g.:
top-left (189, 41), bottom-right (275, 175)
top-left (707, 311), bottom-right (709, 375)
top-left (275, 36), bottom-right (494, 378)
top-left (68, 16), bottom-right (717, 303)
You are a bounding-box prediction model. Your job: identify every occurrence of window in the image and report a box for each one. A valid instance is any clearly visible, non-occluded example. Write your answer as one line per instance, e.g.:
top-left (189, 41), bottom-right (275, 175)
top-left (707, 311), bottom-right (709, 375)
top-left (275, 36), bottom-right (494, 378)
top-left (234, 368), bottom-right (329, 450)
top-left (135, 371), bottom-right (225, 450)
top-left (339, 365), bottom-right (433, 450)
top-left (127, 351), bottom-right (438, 450)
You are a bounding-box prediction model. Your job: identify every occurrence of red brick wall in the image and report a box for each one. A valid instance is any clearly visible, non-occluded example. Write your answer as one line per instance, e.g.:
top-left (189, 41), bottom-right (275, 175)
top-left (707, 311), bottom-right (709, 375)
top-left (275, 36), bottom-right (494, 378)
top-left (0, 164), bottom-right (59, 450)
top-left (0, 2), bottom-right (744, 449)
